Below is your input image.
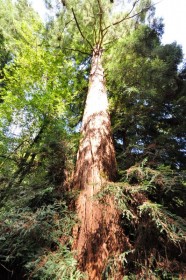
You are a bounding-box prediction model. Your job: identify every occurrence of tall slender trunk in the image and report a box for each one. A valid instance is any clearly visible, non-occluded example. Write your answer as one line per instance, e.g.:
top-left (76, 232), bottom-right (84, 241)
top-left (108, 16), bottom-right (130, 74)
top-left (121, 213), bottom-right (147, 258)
top-left (73, 47), bottom-right (116, 189)
top-left (73, 47), bottom-right (124, 279)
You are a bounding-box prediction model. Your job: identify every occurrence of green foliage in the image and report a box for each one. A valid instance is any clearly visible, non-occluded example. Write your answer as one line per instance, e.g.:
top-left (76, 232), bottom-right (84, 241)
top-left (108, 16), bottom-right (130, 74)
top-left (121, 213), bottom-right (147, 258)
top-left (138, 201), bottom-right (185, 243)
top-left (0, 200), bottom-right (83, 279)
top-left (0, 3), bottom-right (81, 278)
top-left (106, 21), bottom-right (185, 170)
top-left (97, 162), bottom-right (186, 278)
top-left (25, 245), bottom-right (85, 280)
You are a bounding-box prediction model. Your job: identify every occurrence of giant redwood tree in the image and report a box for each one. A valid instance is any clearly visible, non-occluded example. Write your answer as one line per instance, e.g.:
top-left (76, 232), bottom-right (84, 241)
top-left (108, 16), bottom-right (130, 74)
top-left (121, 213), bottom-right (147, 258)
top-left (73, 44), bottom-right (120, 278)
top-left (55, 0), bottom-right (156, 278)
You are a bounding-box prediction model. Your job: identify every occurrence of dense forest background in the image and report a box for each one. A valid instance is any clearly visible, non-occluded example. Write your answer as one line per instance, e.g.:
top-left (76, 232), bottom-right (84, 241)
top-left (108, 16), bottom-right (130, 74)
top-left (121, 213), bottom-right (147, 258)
top-left (0, 0), bottom-right (185, 279)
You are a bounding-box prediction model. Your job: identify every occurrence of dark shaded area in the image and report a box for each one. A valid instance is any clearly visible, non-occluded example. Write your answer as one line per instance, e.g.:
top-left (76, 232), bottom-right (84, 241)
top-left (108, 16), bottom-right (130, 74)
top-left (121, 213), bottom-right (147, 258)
top-left (0, 266), bottom-right (25, 280)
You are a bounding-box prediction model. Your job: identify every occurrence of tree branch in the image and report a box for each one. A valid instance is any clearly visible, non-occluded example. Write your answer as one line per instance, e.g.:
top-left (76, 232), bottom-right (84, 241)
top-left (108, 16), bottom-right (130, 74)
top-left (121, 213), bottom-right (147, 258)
top-left (103, 0), bottom-right (159, 31)
top-left (103, 36), bottom-right (120, 48)
top-left (0, 263), bottom-right (13, 274)
top-left (64, 47), bottom-right (91, 56)
top-left (72, 8), bottom-right (93, 50)
top-left (0, 155), bottom-right (18, 163)
top-left (97, 0), bottom-right (104, 46)
top-left (103, 0), bottom-right (140, 31)
top-left (113, 0), bottom-right (141, 26)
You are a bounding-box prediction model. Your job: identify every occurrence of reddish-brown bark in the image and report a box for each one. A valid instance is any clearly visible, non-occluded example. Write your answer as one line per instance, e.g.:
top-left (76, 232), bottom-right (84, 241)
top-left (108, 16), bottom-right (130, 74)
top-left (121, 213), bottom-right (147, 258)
top-left (73, 46), bottom-right (125, 279)
top-left (73, 46), bottom-right (116, 190)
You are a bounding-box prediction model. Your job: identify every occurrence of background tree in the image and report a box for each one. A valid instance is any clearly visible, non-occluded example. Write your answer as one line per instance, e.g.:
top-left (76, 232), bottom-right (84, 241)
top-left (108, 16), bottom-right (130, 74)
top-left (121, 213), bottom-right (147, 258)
top-left (106, 21), bottom-right (186, 170)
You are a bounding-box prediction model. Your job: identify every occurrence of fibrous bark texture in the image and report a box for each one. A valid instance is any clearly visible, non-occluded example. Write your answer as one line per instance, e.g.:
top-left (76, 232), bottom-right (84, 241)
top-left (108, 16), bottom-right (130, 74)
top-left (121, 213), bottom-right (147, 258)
top-left (73, 47), bottom-right (116, 190)
top-left (73, 47), bottom-right (125, 279)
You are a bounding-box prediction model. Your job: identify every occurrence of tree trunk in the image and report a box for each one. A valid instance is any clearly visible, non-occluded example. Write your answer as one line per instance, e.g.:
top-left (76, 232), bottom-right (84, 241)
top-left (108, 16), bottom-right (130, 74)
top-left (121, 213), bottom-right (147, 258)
top-left (73, 46), bottom-right (116, 190)
top-left (73, 47), bottom-right (125, 279)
